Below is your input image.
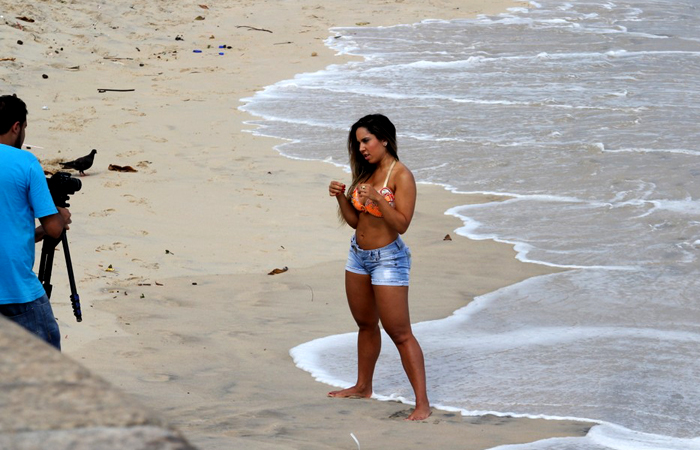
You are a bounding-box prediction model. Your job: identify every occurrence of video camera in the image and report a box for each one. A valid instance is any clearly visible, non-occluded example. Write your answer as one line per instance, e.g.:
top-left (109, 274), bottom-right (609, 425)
top-left (47, 171), bottom-right (81, 208)
top-left (38, 171), bottom-right (83, 322)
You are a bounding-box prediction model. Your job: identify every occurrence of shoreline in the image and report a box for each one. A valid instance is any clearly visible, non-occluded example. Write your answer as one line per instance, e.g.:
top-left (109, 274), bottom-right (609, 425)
top-left (2, 0), bottom-right (593, 448)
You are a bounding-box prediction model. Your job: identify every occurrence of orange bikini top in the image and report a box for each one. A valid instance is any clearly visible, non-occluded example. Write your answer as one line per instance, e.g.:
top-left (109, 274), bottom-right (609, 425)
top-left (351, 160), bottom-right (396, 218)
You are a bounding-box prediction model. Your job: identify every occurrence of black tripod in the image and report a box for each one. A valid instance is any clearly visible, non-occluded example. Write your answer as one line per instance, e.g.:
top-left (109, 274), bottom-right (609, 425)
top-left (37, 230), bottom-right (82, 322)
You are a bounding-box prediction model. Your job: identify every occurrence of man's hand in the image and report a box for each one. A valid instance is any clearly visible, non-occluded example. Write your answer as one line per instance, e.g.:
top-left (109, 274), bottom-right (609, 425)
top-left (57, 207), bottom-right (71, 231)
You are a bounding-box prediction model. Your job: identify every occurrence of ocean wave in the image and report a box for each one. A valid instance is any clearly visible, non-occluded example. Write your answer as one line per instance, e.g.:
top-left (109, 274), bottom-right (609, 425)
top-left (602, 147), bottom-right (700, 156)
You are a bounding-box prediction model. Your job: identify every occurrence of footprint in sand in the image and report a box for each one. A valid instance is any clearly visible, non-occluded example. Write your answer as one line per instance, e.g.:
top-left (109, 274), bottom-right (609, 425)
top-left (136, 160), bottom-right (157, 174)
top-left (131, 258), bottom-right (159, 270)
top-left (95, 241), bottom-right (126, 252)
top-left (89, 208), bottom-right (116, 217)
top-left (159, 330), bottom-right (200, 345)
top-left (144, 135), bottom-right (168, 143)
top-left (121, 107), bottom-right (146, 117)
top-left (116, 149), bottom-right (143, 158)
top-left (389, 410), bottom-right (414, 419)
top-left (111, 121), bottom-right (138, 129)
top-left (122, 194), bottom-right (150, 206)
top-left (140, 373), bottom-right (175, 383)
top-left (48, 106), bottom-right (97, 132)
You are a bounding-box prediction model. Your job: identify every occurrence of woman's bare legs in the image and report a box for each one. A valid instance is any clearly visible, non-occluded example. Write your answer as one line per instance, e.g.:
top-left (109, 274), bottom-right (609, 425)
top-left (329, 272), bottom-right (431, 420)
top-left (328, 271), bottom-right (380, 398)
top-left (374, 285), bottom-right (431, 421)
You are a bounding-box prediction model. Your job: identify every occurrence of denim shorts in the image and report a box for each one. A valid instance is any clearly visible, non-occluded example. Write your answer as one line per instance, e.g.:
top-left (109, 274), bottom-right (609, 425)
top-left (345, 235), bottom-right (411, 286)
top-left (0, 294), bottom-right (61, 350)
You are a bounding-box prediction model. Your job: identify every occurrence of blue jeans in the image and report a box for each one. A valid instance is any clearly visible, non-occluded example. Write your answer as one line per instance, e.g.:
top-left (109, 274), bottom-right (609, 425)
top-left (0, 294), bottom-right (61, 350)
top-left (345, 235), bottom-right (411, 286)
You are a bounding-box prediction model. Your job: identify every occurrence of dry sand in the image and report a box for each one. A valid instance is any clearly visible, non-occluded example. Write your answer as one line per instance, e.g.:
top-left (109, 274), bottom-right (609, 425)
top-left (2, 0), bottom-right (591, 448)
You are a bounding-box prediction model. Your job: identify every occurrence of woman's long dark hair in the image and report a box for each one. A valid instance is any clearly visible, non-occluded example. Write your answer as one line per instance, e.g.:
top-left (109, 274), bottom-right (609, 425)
top-left (345, 114), bottom-right (399, 200)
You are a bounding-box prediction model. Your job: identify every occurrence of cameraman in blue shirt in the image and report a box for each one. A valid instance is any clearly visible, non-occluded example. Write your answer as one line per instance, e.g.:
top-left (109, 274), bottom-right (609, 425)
top-left (0, 95), bottom-right (71, 350)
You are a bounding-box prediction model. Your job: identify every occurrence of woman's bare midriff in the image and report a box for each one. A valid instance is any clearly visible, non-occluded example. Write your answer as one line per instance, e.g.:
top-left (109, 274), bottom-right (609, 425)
top-left (354, 214), bottom-right (399, 250)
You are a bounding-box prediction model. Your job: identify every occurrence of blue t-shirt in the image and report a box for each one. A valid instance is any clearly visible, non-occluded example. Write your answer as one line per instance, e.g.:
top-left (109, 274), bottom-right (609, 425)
top-left (0, 144), bottom-right (58, 304)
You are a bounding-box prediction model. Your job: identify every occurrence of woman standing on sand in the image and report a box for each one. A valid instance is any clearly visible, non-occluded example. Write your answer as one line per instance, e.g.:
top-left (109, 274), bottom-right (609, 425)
top-left (327, 114), bottom-right (431, 421)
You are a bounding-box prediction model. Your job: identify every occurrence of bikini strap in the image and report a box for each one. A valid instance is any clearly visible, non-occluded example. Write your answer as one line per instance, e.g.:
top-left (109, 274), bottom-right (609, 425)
top-left (383, 160), bottom-right (397, 187)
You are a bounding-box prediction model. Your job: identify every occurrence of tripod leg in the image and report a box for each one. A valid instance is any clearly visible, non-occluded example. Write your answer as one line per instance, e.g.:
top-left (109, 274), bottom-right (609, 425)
top-left (38, 236), bottom-right (59, 298)
top-left (61, 232), bottom-right (82, 322)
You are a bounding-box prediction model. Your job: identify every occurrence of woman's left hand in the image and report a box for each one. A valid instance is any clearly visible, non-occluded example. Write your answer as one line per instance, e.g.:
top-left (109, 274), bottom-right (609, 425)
top-left (356, 184), bottom-right (379, 204)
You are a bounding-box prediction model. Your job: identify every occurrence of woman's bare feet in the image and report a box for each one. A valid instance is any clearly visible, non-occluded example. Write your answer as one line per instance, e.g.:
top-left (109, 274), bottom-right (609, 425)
top-left (327, 386), bottom-right (372, 399)
top-left (405, 405), bottom-right (432, 421)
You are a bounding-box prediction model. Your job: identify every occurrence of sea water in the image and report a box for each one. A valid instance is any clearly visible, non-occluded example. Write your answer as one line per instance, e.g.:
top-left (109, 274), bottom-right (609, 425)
top-left (239, 1), bottom-right (700, 449)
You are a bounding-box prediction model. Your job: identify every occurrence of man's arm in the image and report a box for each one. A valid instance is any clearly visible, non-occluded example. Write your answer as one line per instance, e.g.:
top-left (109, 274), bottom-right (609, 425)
top-left (36, 207), bottom-right (71, 242)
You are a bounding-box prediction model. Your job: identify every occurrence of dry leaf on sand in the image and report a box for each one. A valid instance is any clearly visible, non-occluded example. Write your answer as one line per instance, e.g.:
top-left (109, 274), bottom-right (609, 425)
top-left (268, 266), bottom-right (289, 275)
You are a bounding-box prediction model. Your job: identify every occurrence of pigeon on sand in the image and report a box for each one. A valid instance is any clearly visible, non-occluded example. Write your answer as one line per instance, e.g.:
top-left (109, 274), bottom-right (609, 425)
top-left (60, 149), bottom-right (97, 175)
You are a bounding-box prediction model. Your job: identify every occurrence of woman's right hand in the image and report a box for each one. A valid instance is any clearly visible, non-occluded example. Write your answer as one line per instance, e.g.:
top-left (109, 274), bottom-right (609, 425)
top-left (329, 180), bottom-right (346, 197)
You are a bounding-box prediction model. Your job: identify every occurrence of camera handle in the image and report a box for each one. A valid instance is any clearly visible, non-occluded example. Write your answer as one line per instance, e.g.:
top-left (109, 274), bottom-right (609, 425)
top-left (38, 230), bottom-right (82, 322)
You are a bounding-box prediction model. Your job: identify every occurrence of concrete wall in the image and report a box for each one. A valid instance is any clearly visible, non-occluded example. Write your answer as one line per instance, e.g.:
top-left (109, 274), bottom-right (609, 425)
top-left (0, 317), bottom-right (196, 450)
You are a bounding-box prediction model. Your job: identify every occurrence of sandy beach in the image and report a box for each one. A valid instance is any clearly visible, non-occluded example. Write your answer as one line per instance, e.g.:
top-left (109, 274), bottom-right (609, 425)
top-left (2, 0), bottom-right (592, 448)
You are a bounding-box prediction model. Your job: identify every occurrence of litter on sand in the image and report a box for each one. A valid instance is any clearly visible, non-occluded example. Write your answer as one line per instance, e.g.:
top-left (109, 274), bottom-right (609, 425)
top-left (350, 433), bottom-right (360, 450)
top-left (108, 164), bottom-right (138, 172)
